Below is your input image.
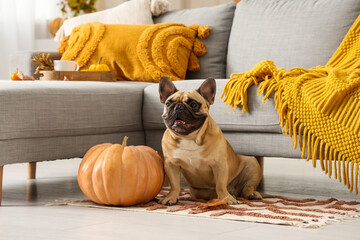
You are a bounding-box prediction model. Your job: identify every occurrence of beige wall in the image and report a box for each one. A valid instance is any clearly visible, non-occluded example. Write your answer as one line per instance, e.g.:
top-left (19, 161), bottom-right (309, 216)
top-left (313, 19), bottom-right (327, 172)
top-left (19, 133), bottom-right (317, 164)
top-left (95, 0), bottom-right (127, 10)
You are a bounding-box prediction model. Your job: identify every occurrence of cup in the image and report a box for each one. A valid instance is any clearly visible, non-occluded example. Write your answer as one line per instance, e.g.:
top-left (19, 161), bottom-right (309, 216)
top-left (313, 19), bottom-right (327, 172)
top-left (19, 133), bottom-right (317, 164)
top-left (54, 60), bottom-right (79, 71)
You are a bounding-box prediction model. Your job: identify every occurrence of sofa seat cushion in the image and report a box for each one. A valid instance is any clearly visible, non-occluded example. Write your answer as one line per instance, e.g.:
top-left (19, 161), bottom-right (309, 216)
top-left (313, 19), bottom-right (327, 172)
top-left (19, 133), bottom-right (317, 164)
top-left (0, 80), bottom-right (152, 140)
top-left (143, 79), bottom-right (282, 133)
top-left (227, 0), bottom-right (360, 76)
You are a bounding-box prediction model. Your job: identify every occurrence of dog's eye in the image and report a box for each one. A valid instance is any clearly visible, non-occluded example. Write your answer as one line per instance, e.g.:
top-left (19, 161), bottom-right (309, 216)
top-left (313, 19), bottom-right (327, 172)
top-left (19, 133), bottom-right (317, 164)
top-left (190, 102), bottom-right (198, 108)
top-left (166, 101), bottom-right (171, 107)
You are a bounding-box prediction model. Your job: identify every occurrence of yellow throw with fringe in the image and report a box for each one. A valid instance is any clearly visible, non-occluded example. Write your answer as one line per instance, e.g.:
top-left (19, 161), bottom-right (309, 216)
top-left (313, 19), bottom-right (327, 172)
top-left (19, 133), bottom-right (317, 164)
top-left (58, 22), bottom-right (210, 82)
top-left (221, 14), bottom-right (360, 194)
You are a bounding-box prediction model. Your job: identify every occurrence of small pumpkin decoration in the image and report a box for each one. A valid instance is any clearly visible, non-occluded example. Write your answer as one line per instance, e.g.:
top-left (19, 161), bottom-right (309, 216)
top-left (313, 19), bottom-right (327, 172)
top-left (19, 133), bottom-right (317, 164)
top-left (49, 17), bottom-right (67, 37)
top-left (10, 72), bottom-right (21, 81)
top-left (78, 136), bottom-right (164, 206)
top-left (89, 56), bottom-right (110, 71)
top-left (10, 68), bottom-right (35, 81)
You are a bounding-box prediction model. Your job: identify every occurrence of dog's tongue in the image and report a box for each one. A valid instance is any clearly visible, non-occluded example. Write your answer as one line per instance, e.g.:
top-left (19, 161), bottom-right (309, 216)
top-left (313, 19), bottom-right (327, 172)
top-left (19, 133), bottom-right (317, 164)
top-left (175, 120), bottom-right (185, 124)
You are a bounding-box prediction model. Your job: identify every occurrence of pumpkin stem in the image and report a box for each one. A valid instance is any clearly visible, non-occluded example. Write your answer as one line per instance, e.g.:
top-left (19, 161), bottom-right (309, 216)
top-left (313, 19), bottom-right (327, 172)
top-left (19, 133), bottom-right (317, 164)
top-left (98, 56), bottom-right (103, 65)
top-left (122, 136), bottom-right (128, 147)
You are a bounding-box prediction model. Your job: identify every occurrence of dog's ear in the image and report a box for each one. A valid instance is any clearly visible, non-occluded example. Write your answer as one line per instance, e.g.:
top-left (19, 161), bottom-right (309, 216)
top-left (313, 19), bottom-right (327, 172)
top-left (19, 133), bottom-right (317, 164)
top-left (159, 76), bottom-right (178, 103)
top-left (197, 77), bottom-right (216, 105)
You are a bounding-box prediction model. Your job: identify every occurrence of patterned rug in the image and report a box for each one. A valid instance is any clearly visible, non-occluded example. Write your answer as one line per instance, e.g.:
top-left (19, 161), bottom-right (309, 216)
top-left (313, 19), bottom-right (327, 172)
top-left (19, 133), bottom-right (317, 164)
top-left (49, 188), bottom-right (360, 228)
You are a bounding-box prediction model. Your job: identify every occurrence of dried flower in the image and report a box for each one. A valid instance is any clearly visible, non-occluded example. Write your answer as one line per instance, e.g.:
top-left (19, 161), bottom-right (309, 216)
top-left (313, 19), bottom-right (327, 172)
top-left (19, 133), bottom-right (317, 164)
top-left (58, 0), bottom-right (97, 17)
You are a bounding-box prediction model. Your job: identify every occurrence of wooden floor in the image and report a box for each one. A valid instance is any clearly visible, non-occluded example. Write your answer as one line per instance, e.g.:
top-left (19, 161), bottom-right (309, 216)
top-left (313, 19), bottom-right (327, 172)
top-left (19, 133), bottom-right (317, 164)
top-left (1, 157), bottom-right (360, 240)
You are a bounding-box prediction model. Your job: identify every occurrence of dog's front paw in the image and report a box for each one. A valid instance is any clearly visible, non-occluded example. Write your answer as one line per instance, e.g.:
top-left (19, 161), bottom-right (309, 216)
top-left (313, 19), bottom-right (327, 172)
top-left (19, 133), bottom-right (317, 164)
top-left (223, 194), bottom-right (241, 205)
top-left (159, 196), bottom-right (178, 206)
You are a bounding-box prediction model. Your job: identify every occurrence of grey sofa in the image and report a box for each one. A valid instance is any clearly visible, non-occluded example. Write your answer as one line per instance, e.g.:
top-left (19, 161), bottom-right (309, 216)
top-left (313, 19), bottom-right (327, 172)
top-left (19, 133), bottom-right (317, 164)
top-left (2, 0), bottom-right (360, 205)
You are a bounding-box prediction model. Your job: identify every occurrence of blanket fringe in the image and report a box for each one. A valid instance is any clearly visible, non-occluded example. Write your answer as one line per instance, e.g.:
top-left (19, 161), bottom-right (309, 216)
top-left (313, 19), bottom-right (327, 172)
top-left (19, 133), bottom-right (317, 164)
top-left (304, 84), bottom-right (359, 194)
top-left (280, 98), bottom-right (359, 194)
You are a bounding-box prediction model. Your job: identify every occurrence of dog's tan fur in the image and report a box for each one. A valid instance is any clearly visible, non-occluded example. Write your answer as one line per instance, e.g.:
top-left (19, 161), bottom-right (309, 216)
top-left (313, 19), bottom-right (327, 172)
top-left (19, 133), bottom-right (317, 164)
top-left (159, 77), bottom-right (262, 205)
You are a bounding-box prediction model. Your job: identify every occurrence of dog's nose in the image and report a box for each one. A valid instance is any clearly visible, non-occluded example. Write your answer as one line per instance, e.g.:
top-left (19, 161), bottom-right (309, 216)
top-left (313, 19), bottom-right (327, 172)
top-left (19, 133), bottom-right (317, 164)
top-left (174, 103), bottom-right (185, 112)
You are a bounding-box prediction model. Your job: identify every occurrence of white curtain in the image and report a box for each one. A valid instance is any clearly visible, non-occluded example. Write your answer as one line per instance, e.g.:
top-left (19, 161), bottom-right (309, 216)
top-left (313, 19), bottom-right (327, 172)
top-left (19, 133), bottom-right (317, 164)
top-left (0, 0), bottom-right (63, 80)
top-left (0, 0), bottom-right (35, 79)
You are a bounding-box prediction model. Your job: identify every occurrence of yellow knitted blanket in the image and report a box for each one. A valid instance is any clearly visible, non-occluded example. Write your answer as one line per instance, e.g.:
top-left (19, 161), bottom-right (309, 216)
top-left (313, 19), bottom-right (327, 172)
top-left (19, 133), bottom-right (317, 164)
top-left (221, 15), bottom-right (360, 194)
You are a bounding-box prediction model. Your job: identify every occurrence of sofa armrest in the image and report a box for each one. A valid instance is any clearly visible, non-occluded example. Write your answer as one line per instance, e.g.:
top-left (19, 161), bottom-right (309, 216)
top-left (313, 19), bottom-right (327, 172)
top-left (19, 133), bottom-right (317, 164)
top-left (10, 51), bottom-right (61, 79)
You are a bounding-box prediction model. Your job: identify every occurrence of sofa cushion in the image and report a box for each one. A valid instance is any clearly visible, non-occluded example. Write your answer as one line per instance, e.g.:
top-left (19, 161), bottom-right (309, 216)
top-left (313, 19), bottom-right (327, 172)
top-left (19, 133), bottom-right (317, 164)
top-left (145, 130), bottom-right (302, 158)
top-left (226, 0), bottom-right (360, 76)
top-left (154, 3), bottom-right (236, 79)
top-left (143, 79), bottom-right (282, 133)
top-left (0, 80), bottom-right (152, 140)
top-left (55, 0), bottom-right (158, 41)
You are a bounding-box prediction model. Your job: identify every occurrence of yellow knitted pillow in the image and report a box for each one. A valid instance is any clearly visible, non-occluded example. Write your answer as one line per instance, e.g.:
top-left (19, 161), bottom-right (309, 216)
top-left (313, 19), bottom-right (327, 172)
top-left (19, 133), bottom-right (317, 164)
top-left (58, 22), bottom-right (210, 82)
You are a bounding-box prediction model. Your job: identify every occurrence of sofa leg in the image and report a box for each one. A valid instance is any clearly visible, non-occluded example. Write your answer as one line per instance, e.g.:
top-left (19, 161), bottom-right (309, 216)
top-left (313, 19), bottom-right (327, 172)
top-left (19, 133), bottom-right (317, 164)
top-left (255, 156), bottom-right (264, 190)
top-left (27, 162), bottom-right (36, 179)
top-left (0, 166), bottom-right (3, 206)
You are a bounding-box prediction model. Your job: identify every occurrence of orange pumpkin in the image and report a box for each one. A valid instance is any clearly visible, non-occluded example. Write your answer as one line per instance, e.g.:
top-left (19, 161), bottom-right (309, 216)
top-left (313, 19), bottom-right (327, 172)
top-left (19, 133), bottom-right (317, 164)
top-left (49, 17), bottom-right (67, 37)
top-left (78, 137), bottom-right (164, 206)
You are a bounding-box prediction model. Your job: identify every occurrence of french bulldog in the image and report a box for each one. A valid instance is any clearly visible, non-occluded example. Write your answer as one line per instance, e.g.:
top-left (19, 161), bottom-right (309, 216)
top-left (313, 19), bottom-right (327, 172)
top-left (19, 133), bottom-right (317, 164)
top-left (158, 76), bottom-right (262, 205)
